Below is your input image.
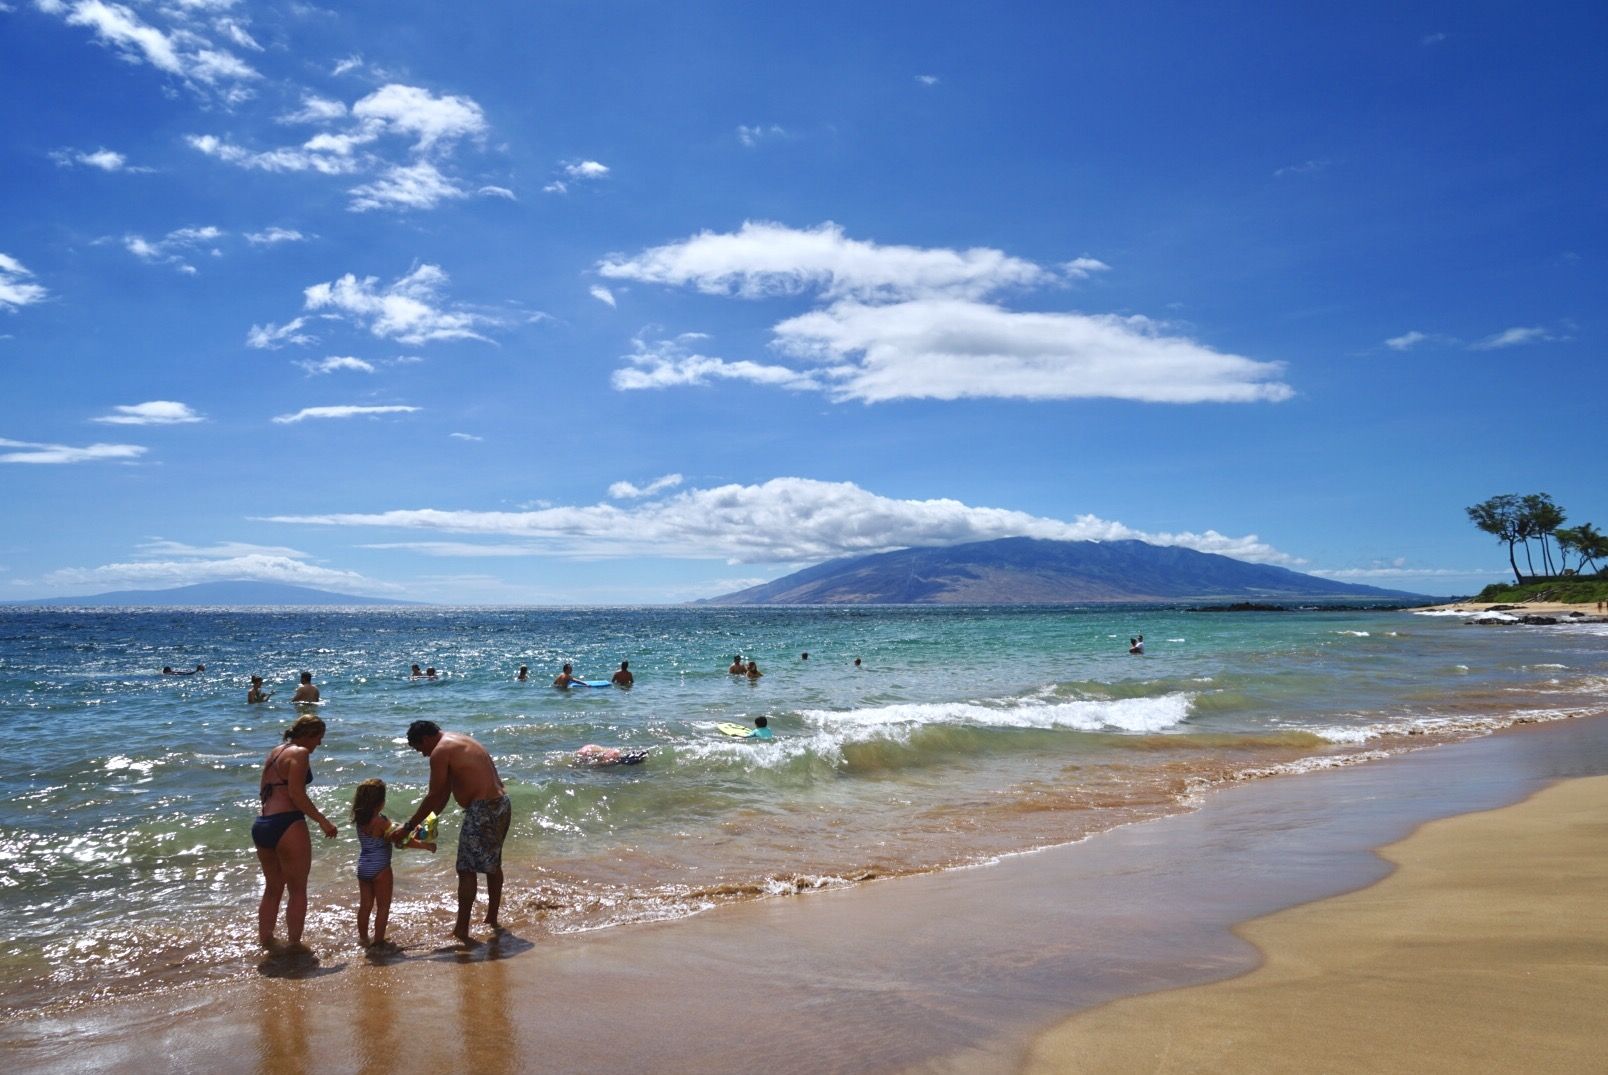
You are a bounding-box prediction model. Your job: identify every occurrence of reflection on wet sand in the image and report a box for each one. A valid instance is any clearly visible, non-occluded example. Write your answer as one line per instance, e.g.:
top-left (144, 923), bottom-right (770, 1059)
top-left (253, 975), bottom-right (310, 1075)
top-left (354, 953), bottom-right (398, 1075)
top-left (460, 941), bottom-right (515, 1075)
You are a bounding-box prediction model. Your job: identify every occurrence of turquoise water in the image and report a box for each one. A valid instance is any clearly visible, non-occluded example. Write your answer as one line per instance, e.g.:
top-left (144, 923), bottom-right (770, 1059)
top-left (2, 604), bottom-right (1605, 1012)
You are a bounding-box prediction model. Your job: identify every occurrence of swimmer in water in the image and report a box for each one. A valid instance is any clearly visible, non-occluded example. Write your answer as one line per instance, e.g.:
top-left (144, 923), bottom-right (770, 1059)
top-left (727, 655), bottom-right (745, 675)
top-left (611, 661), bottom-right (633, 687)
top-left (553, 663), bottom-right (581, 688)
top-left (748, 716), bottom-right (773, 740)
top-left (1129, 635), bottom-right (1144, 655)
top-left (516, 665), bottom-right (529, 682)
top-left (291, 671), bottom-right (320, 703)
top-left (247, 675), bottom-right (272, 704)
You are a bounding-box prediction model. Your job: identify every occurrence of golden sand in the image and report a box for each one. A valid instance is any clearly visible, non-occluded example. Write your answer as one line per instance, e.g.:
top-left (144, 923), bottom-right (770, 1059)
top-left (1023, 774), bottom-right (1608, 1074)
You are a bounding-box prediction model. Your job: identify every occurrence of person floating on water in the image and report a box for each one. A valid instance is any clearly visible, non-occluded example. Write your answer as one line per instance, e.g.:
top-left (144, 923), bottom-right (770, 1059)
top-left (574, 744), bottom-right (649, 766)
top-left (351, 777), bottom-right (435, 949)
top-left (291, 671), bottom-right (320, 703)
top-left (424, 666), bottom-right (438, 679)
top-left (163, 663), bottom-right (204, 675)
top-left (1129, 635), bottom-right (1145, 655)
top-left (515, 665), bottom-right (529, 682)
top-left (727, 655), bottom-right (745, 674)
top-left (611, 661), bottom-right (634, 687)
top-left (247, 675), bottom-right (272, 704)
top-left (410, 664), bottom-right (425, 678)
top-left (394, 720), bottom-right (511, 943)
top-left (553, 663), bottom-right (582, 688)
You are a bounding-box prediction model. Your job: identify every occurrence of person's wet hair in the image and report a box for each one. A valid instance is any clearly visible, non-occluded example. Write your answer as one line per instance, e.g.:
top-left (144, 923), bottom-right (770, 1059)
top-left (284, 714), bottom-right (326, 741)
top-left (755, 716), bottom-right (768, 728)
top-left (407, 719), bottom-right (441, 746)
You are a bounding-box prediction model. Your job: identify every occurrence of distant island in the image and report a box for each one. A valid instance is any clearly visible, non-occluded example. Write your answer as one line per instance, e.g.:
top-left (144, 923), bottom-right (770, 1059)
top-left (13, 581), bottom-right (421, 608)
top-left (702, 537), bottom-right (1431, 605)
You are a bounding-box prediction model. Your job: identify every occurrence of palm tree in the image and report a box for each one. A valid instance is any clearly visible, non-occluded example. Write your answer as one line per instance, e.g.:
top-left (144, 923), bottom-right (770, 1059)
top-left (1521, 494), bottom-right (1566, 576)
top-left (1466, 495), bottom-right (1524, 583)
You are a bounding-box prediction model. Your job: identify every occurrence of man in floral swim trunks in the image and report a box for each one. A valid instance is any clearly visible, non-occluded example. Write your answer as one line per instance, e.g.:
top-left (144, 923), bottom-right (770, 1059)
top-left (396, 720), bottom-right (511, 942)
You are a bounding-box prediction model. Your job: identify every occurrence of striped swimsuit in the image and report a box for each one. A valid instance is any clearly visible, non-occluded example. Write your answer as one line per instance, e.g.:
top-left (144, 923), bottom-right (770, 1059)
top-left (356, 822), bottom-right (393, 881)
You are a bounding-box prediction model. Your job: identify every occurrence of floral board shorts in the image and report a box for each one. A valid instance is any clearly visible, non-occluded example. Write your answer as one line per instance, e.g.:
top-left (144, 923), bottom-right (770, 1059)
top-left (456, 795), bottom-right (511, 874)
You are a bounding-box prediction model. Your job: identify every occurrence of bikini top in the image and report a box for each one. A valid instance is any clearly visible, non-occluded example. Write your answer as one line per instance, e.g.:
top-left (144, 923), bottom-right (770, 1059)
top-left (260, 744), bottom-right (315, 803)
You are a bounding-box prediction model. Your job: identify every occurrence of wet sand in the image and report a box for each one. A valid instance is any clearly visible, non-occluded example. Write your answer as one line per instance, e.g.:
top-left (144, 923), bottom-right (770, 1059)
top-left (6, 716), bottom-right (1608, 1074)
top-left (1023, 772), bottom-right (1608, 1074)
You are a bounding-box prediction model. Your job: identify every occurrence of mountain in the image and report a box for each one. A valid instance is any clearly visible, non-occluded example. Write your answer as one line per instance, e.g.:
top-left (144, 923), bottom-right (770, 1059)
top-left (14, 581), bottom-right (421, 607)
top-left (702, 537), bottom-right (1429, 605)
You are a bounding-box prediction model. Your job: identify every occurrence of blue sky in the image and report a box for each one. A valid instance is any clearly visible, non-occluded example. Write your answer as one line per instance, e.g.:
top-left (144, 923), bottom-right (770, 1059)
top-left (2, 1), bottom-right (1603, 602)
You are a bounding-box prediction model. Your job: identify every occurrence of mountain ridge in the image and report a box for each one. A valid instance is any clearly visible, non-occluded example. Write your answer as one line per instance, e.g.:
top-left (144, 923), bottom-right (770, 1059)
top-left (702, 537), bottom-right (1429, 605)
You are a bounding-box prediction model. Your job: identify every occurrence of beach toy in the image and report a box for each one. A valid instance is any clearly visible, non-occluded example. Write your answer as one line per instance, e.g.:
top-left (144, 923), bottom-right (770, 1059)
top-left (407, 812), bottom-right (438, 842)
top-left (717, 722), bottom-right (755, 738)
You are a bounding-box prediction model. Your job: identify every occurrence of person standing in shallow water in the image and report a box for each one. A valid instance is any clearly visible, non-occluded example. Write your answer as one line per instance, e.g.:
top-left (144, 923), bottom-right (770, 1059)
top-left (611, 660), bottom-right (634, 687)
top-left (394, 720), bottom-right (511, 943)
top-left (291, 671), bottom-right (319, 703)
top-left (251, 714), bottom-right (337, 949)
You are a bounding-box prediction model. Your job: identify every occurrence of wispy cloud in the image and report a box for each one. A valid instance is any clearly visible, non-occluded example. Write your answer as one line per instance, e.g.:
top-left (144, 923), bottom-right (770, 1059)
top-left (296, 356), bottom-right (375, 375)
top-left (38, 0), bottom-right (260, 100)
top-left (0, 436), bottom-right (145, 464)
top-left (448, 432), bottom-right (483, 442)
top-left (589, 285), bottom-right (617, 308)
top-left (608, 473), bottom-right (683, 499)
top-left (246, 316), bottom-right (314, 349)
top-left (0, 254), bottom-right (49, 311)
top-left (737, 124), bottom-right (787, 147)
top-left (1274, 158), bottom-right (1330, 178)
top-left (563, 159), bottom-right (609, 179)
top-left (299, 263), bottom-right (499, 345)
top-left (1469, 325), bottom-right (1565, 350)
top-left (600, 222), bottom-right (1289, 405)
top-left (271, 404), bottom-right (420, 424)
top-left (92, 400), bottom-right (205, 425)
top-left (121, 224), bottom-right (224, 273)
top-left (245, 227), bottom-right (307, 245)
top-left (1422, 32), bottom-right (1448, 46)
top-left (263, 476), bottom-right (1301, 566)
top-left (52, 146), bottom-right (147, 172)
top-left (915, 74), bottom-right (940, 86)
top-left (188, 83), bottom-right (490, 212)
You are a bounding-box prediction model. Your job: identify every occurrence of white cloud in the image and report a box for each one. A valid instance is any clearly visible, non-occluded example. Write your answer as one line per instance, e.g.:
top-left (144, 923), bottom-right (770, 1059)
top-left (92, 400), bottom-right (205, 425)
top-left (612, 335), bottom-right (821, 393)
top-left (0, 254), bottom-right (49, 311)
top-left (40, 551), bottom-right (394, 595)
top-left (42, 0), bottom-right (259, 96)
top-left (915, 74), bottom-right (939, 86)
top-left (331, 53), bottom-right (363, 76)
top-left (589, 285), bottom-right (617, 308)
top-left (478, 185), bottom-right (516, 200)
top-left (736, 124), bottom-right (786, 147)
top-left (296, 356), bottom-right (375, 375)
top-left (122, 224), bottom-right (224, 272)
top-left (609, 473), bottom-right (683, 499)
top-left (52, 147), bottom-right (136, 171)
top-left (543, 180), bottom-right (568, 195)
top-left (351, 83), bottom-right (487, 153)
top-left (599, 222), bottom-right (1288, 405)
top-left (598, 220), bottom-right (1053, 302)
top-left (186, 133), bottom-right (364, 176)
top-left (448, 432), bottom-right (482, 442)
top-left (1469, 325), bottom-right (1562, 350)
top-left (271, 404), bottom-right (420, 424)
top-left (347, 159), bottom-right (467, 212)
top-left (135, 538), bottom-right (309, 561)
top-left (246, 316), bottom-right (313, 349)
top-left (1385, 330), bottom-right (1429, 351)
top-left (1309, 566), bottom-right (1479, 579)
top-left (773, 300), bottom-right (1292, 403)
top-left (1274, 159), bottom-right (1330, 178)
top-left (245, 227), bottom-right (306, 245)
top-left (300, 263), bottom-right (497, 344)
top-left (0, 436), bottom-right (145, 464)
top-left (1422, 32), bottom-right (1447, 45)
top-left (278, 95), bottom-right (347, 124)
top-left (563, 159), bottom-right (609, 179)
top-left (263, 476), bottom-right (1300, 566)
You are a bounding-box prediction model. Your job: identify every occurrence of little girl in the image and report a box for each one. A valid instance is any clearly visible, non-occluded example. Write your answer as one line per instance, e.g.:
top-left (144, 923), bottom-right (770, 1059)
top-left (351, 778), bottom-right (435, 947)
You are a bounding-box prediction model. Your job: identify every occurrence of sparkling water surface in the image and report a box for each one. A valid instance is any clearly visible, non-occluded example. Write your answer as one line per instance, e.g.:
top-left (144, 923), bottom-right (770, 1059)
top-left (2, 604), bottom-right (1604, 1012)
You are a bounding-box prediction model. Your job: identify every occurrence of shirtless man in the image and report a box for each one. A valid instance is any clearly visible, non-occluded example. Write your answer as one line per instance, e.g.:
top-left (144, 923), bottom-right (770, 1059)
top-left (396, 720), bottom-right (511, 942)
top-left (727, 655), bottom-right (745, 674)
top-left (552, 663), bottom-right (581, 688)
top-left (291, 671), bottom-right (320, 703)
top-left (611, 660), bottom-right (634, 687)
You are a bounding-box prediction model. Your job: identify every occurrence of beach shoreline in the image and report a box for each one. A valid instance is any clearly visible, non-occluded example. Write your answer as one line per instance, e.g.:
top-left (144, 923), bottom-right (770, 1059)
top-left (7, 712), bottom-right (1608, 1074)
top-left (1023, 771), bottom-right (1608, 1074)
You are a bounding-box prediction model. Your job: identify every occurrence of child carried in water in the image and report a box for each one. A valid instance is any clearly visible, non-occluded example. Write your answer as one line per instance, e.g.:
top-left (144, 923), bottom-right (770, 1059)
top-left (351, 778), bottom-right (436, 948)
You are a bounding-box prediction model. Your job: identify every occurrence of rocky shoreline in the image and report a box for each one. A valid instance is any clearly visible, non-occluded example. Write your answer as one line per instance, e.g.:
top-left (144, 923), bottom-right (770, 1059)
top-left (1412, 600), bottom-right (1608, 626)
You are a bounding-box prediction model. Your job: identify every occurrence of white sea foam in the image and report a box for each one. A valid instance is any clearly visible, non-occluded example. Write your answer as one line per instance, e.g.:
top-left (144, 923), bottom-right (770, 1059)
top-left (800, 692), bottom-right (1195, 734)
top-left (1339, 630), bottom-right (1370, 637)
top-left (1410, 608), bottom-right (1475, 617)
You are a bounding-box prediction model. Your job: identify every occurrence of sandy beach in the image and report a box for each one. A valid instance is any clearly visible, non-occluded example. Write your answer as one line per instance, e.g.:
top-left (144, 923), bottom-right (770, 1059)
top-left (6, 713), bottom-right (1608, 1073)
top-left (1412, 599), bottom-right (1608, 620)
top-left (1025, 772), bottom-right (1608, 1074)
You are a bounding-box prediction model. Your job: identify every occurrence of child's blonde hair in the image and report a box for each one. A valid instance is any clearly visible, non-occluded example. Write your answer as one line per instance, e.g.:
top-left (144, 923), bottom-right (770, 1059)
top-left (351, 777), bottom-right (386, 826)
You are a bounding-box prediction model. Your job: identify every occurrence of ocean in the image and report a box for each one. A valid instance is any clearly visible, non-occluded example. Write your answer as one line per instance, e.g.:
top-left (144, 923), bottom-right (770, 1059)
top-left (2, 604), bottom-right (1604, 1015)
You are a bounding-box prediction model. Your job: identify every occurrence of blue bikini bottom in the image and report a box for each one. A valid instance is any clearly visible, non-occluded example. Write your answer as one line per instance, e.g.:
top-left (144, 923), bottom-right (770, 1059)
top-left (251, 810), bottom-right (306, 850)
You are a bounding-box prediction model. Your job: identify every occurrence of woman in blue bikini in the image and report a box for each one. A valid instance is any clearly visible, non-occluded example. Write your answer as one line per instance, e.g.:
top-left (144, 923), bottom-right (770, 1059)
top-left (252, 714), bottom-right (338, 948)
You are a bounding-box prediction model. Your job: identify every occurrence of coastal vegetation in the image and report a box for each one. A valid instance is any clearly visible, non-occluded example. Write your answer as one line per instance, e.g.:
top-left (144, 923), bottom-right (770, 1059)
top-left (1471, 578), bottom-right (1608, 605)
top-left (1466, 494), bottom-right (1607, 583)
